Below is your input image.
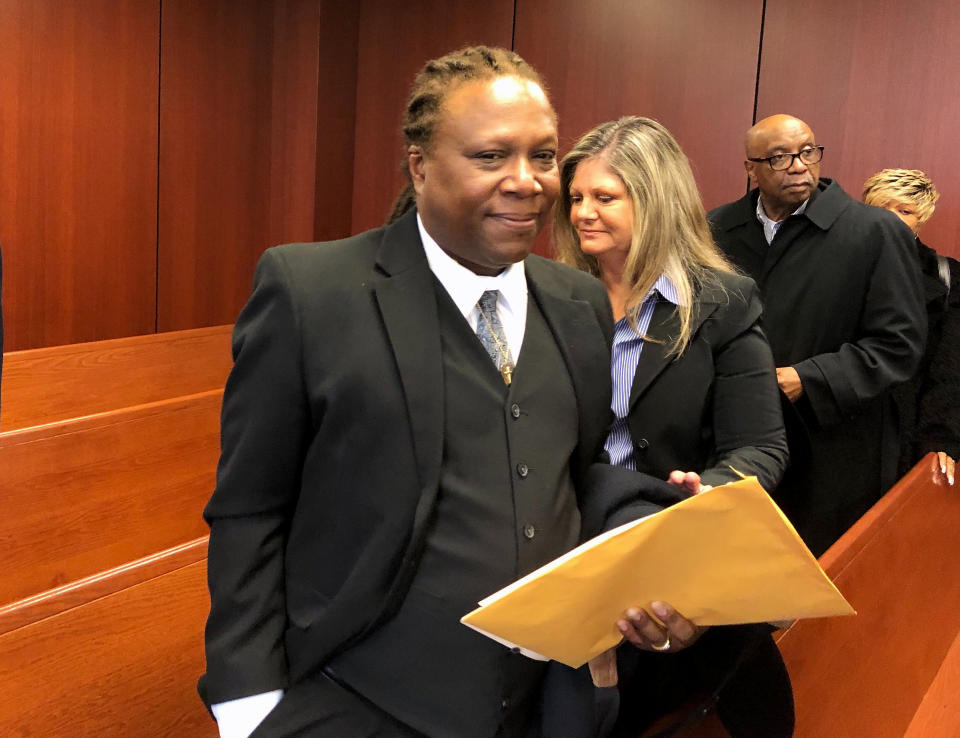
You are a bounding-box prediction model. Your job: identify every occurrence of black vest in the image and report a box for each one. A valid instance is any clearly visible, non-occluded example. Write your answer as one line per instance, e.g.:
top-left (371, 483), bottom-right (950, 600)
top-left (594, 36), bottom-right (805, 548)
top-left (328, 281), bottom-right (580, 737)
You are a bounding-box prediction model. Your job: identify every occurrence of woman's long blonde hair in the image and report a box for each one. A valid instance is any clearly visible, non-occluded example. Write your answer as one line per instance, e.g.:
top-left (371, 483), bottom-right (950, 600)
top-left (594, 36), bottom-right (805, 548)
top-left (554, 116), bottom-right (733, 356)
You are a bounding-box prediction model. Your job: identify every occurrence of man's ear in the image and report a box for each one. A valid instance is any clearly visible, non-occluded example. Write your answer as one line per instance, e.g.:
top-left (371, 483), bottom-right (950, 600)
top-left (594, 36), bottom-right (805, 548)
top-left (744, 160), bottom-right (758, 189)
top-left (408, 146), bottom-right (426, 194)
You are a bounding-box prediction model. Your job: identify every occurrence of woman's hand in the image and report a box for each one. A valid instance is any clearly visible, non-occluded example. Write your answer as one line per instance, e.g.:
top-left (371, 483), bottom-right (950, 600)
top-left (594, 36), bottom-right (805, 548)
top-left (667, 469), bottom-right (711, 495)
top-left (932, 451), bottom-right (955, 486)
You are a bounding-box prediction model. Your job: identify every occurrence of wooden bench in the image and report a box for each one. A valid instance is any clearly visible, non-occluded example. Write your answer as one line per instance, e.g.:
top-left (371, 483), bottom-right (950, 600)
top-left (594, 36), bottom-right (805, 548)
top-left (638, 453), bottom-right (959, 737)
top-left (774, 453), bottom-right (960, 737)
top-left (0, 326), bottom-right (232, 736)
top-left (0, 324), bottom-right (232, 431)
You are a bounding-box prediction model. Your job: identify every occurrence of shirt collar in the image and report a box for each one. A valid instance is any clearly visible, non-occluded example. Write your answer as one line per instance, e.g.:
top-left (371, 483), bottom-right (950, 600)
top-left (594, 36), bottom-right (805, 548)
top-left (756, 195), bottom-right (809, 243)
top-left (417, 213), bottom-right (528, 321)
top-left (651, 274), bottom-right (680, 306)
top-left (617, 274), bottom-right (681, 335)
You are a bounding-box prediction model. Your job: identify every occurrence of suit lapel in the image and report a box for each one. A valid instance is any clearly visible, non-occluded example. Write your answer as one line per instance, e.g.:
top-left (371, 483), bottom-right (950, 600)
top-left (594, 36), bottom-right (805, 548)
top-left (525, 259), bottom-right (612, 481)
top-left (628, 299), bottom-right (681, 408)
top-left (628, 290), bottom-right (718, 410)
top-left (372, 213), bottom-right (444, 521)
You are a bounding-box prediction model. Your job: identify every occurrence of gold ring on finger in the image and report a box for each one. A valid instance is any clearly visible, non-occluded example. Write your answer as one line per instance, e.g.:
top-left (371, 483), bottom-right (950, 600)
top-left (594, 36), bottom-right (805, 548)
top-left (651, 636), bottom-right (671, 651)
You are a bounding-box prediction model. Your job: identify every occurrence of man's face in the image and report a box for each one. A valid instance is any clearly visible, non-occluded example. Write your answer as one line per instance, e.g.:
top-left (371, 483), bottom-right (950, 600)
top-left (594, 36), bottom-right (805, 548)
top-left (744, 118), bottom-right (821, 216)
top-left (410, 77), bottom-right (560, 276)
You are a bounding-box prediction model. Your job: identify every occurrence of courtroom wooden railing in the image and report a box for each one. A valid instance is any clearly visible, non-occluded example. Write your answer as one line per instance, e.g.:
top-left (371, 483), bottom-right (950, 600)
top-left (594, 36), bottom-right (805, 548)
top-left (775, 453), bottom-right (960, 738)
top-left (0, 326), bottom-right (232, 736)
top-left (637, 453), bottom-right (959, 737)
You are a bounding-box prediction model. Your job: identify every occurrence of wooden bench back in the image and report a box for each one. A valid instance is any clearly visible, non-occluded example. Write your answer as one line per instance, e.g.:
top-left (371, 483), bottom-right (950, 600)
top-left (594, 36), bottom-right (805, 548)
top-left (0, 327), bottom-right (228, 736)
top-left (775, 453), bottom-right (960, 737)
top-left (0, 324), bottom-right (232, 431)
top-left (0, 391), bottom-right (219, 614)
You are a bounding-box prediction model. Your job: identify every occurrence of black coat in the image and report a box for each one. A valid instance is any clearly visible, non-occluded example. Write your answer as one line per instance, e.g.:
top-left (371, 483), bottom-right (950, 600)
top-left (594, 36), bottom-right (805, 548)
top-left (625, 269), bottom-right (788, 494)
top-left (896, 239), bottom-right (960, 469)
top-left (708, 179), bottom-right (926, 555)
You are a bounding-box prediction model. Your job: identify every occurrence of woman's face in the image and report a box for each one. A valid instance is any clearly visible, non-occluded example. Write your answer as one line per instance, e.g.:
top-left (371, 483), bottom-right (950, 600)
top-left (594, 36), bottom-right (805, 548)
top-left (569, 157), bottom-right (635, 264)
top-left (883, 199), bottom-right (922, 235)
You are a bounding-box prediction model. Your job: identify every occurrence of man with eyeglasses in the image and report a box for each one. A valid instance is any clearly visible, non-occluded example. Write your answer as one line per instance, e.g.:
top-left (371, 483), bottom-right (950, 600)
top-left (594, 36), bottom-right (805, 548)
top-left (708, 114), bottom-right (926, 556)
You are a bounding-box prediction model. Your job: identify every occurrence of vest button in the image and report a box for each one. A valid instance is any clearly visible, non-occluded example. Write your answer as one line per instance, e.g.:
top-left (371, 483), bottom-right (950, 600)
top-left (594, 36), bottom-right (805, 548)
top-left (516, 462), bottom-right (529, 478)
top-left (523, 524), bottom-right (536, 539)
top-left (635, 437), bottom-right (650, 451)
top-left (511, 403), bottom-right (521, 419)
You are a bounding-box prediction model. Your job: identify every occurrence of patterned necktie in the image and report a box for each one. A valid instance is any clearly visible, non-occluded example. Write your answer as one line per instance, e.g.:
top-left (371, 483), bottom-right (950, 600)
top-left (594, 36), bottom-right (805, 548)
top-left (476, 290), bottom-right (514, 383)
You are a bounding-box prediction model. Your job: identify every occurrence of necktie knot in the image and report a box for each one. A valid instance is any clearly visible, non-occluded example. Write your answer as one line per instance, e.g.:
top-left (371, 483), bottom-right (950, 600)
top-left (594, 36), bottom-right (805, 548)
top-left (478, 290), bottom-right (498, 315)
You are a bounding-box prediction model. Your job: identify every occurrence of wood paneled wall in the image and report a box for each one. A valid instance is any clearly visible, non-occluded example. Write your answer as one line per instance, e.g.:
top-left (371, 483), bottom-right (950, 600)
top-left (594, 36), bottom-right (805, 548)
top-left (348, 0), bottom-right (515, 235)
top-left (0, 0), bottom-right (160, 350)
top-left (515, 0), bottom-right (763, 212)
top-left (3, 0), bottom-right (960, 352)
top-left (756, 0), bottom-right (960, 257)
top-left (314, 0), bottom-right (361, 243)
top-left (158, 0), bottom-right (321, 331)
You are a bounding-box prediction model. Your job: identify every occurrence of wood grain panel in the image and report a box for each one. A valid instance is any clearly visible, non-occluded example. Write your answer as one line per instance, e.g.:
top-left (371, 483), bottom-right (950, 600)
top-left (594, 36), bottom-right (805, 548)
top-left (0, 392), bottom-right (219, 605)
top-left (757, 0), bottom-right (960, 258)
top-left (349, 0), bottom-right (515, 234)
top-left (515, 0), bottom-right (763, 222)
top-left (0, 560), bottom-right (215, 737)
top-left (775, 455), bottom-right (960, 737)
top-left (0, 324), bottom-right (231, 431)
top-left (313, 0), bottom-right (361, 242)
top-left (0, 537), bottom-right (207, 637)
top-left (903, 629), bottom-right (960, 737)
top-left (158, 0), bottom-right (322, 331)
top-left (0, 0), bottom-right (160, 349)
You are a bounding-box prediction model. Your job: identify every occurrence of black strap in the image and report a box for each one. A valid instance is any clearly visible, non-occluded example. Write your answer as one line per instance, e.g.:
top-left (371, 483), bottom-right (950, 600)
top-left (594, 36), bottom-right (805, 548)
top-left (936, 254), bottom-right (951, 304)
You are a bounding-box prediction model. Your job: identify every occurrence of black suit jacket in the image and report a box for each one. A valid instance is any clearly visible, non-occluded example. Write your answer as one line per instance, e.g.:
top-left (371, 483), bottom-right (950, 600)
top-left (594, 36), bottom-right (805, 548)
top-left (625, 270), bottom-right (787, 493)
top-left (201, 210), bottom-right (627, 706)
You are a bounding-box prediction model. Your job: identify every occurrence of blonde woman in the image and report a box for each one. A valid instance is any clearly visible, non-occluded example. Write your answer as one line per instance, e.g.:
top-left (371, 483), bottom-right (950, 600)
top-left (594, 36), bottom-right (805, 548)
top-left (555, 116), bottom-right (793, 737)
top-left (863, 169), bottom-right (958, 482)
top-left (555, 117), bottom-right (787, 493)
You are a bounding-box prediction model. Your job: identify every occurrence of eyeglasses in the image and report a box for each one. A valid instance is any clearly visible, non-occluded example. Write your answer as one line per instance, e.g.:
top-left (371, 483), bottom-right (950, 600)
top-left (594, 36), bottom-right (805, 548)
top-left (748, 146), bottom-right (824, 171)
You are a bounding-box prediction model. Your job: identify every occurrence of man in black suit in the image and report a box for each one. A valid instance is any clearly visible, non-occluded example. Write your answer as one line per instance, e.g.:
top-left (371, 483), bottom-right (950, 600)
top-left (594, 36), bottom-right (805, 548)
top-left (199, 46), bottom-right (692, 738)
top-left (708, 114), bottom-right (926, 556)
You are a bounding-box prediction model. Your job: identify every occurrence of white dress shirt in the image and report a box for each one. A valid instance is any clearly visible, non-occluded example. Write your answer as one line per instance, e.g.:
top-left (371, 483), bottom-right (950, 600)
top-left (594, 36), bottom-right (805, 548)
top-left (755, 196), bottom-right (809, 244)
top-left (417, 213), bottom-right (528, 355)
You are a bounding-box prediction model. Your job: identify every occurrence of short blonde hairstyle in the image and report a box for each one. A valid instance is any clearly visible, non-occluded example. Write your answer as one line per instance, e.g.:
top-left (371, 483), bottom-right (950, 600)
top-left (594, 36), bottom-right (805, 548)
top-left (862, 168), bottom-right (940, 226)
top-left (553, 116), bottom-right (732, 356)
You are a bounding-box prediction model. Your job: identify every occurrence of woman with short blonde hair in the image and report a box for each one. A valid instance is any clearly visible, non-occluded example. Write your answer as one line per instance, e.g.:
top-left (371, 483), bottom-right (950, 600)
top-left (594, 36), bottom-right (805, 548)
top-left (862, 168), bottom-right (940, 234)
top-left (862, 168), bottom-right (957, 481)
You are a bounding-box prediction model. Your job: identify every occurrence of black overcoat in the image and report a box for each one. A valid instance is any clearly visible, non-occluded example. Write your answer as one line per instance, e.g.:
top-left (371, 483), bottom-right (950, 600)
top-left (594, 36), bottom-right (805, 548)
top-left (708, 179), bottom-right (926, 555)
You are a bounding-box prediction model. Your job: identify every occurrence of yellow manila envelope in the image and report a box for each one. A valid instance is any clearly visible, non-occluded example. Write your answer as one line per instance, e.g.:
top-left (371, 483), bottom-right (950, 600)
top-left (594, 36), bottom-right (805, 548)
top-left (461, 476), bottom-right (854, 668)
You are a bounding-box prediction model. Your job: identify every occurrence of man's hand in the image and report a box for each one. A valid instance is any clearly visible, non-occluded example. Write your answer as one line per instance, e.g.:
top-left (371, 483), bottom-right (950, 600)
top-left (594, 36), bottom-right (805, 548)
top-left (616, 600), bottom-right (706, 653)
top-left (776, 366), bottom-right (804, 402)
